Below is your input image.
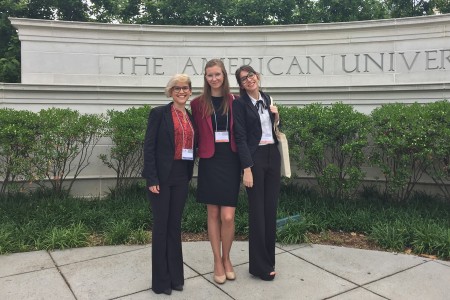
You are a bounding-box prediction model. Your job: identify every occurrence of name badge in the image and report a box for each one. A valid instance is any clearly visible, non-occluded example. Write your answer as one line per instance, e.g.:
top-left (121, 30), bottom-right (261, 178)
top-left (260, 133), bottom-right (273, 145)
top-left (215, 131), bottom-right (229, 143)
top-left (182, 148), bottom-right (194, 160)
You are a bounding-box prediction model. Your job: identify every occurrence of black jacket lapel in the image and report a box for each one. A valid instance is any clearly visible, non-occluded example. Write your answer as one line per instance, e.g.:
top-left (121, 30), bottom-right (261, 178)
top-left (163, 103), bottom-right (175, 149)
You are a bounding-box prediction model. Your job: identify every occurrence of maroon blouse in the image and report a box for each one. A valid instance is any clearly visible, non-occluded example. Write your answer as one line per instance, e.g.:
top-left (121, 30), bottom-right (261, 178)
top-left (171, 106), bottom-right (194, 160)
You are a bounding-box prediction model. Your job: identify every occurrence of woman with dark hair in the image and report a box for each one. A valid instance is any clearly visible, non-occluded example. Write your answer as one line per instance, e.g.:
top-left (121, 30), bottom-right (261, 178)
top-left (142, 74), bottom-right (196, 295)
top-left (232, 65), bottom-right (281, 281)
top-left (190, 59), bottom-right (240, 284)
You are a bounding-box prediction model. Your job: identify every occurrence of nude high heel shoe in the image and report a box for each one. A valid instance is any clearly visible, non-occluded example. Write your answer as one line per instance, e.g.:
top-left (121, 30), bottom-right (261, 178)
top-left (214, 274), bottom-right (226, 284)
top-left (226, 271), bottom-right (236, 280)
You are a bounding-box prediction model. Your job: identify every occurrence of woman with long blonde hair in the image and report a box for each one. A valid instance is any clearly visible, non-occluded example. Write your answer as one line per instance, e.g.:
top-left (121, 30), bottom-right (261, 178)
top-left (190, 59), bottom-right (240, 284)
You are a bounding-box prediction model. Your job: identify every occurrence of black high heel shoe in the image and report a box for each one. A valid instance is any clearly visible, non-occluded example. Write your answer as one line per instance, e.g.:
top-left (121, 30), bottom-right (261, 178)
top-left (154, 288), bottom-right (172, 295)
top-left (172, 285), bottom-right (183, 291)
top-left (259, 272), bottom-right (276, 281)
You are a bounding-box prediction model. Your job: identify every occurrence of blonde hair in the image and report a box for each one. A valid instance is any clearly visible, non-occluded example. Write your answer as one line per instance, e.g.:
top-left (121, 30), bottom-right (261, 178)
top-left (198, 59), bottom-right (231, 118)
top-left (165, 74), bottom-right (192, 97)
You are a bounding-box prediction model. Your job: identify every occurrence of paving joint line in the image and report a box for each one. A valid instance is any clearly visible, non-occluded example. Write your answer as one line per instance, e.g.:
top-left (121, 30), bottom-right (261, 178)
top-left (48, 250), bottom-right (78, 300)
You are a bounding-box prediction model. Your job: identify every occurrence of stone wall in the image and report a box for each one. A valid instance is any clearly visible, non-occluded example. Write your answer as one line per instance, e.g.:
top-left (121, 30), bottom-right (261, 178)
top-left (1, 15), bottom-right (449, 196)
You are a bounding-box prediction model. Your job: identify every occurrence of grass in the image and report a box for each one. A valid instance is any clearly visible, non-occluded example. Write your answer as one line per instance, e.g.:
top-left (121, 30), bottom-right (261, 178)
top-left (1, 182), bottom-right (449, 260)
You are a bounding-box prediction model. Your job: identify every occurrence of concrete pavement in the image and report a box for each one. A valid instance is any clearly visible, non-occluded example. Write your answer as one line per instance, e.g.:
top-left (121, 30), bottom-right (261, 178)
top-left (1, 241), bottom-right (449, 300)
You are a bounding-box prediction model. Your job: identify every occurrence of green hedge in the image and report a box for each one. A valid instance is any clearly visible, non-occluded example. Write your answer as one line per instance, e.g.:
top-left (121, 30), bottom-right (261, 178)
top-left (0, 108), bottom-right (104, 195)
top-left (0, 109), bottom-right (42, 193)
top-left (370, 101), bottom-right (450, 201)
top-left (99, 105), bottom-right (151, 191)
top-left (281, 102), bottom-right (370, 199)
top-left (1, 101), bottom-right (449, 201)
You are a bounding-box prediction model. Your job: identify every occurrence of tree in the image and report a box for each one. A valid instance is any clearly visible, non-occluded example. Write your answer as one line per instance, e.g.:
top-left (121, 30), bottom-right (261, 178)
top-left (225, 0), bottom-right (297, 25)
top-left (138, 0), bottom-right (229, 25)
top-left (0, 0), bottom-right (90, 83)
top-left (315, 0), bottom-right (388, 23)
top-left (292, 0), bottom-right (320, 24)
top-left (0, 0), bottom-right (26, 82)
top-left (0, 0), bottom-right (442, 83)
top-left (90, 0), bottom-right (142, 23)
top-left (384, 0), bottom-right (435, 17)
top-left (434, 0), bottom-right (450, 13)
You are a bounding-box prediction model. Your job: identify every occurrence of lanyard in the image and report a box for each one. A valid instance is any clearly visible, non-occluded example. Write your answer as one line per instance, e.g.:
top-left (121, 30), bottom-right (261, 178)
top-left (212, 107), bottom-right (228, 133)
top-left (173, 106), bottom-right (194, 149)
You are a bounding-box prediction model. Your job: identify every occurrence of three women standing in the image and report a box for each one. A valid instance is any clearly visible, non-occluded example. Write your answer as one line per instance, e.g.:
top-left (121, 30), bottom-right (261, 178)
top-left (142, 74), bottom-right (196, 295)
top-left (232, 65), bottom-right (281, 281)
top-left (143, 63), bottom-right (281, 294)
top-left (191, 59), bottom-right (241, 284)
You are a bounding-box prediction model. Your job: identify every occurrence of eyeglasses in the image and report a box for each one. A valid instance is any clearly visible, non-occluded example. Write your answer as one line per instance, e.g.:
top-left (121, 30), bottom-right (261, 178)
top-left (240, 72), bottom-right (255, 83)
top-left (205, 72), bottom-right (223, 80)
top-left (173, 86), bottom-right (191, 93)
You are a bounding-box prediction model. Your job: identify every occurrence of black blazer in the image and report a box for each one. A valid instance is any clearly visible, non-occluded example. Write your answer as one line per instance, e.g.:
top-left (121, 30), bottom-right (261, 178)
top-left (232, 90), bottom-right (278, 170)
top-left (142, 103), bottom-right (196, 186)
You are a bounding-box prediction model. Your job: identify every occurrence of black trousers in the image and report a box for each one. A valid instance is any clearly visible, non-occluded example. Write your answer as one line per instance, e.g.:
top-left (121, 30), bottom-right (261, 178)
top-left (149, 160), bottom-right (189, 294)
top-left (246, 143), bottom-right (281, 277)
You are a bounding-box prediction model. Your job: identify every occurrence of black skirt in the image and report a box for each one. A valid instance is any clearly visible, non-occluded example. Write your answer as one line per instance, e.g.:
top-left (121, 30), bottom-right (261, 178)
top-left (197, 142), bottom-right (241, 207)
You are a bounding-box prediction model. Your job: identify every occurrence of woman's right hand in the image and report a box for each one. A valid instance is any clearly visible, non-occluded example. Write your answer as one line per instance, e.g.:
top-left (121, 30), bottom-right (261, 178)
top-left (149, 185), bottom-right (160, 194)
top-left (243, 168), bottom-right (253, 188)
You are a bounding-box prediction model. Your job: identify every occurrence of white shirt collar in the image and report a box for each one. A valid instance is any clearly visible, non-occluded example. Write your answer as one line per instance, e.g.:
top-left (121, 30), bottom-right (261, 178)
top-left (249, 92), bottom-right (263, 106)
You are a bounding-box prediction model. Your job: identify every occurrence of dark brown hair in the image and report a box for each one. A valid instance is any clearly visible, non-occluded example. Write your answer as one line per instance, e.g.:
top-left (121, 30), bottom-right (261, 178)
top-left (234, 65), bottom-right (259, 97)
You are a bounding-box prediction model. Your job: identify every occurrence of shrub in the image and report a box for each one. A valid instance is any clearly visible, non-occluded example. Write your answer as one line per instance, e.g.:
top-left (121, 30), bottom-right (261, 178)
top-left (287, 103), bottom-right (370, 199)
top-left (36, 108), bottom-right (105, 195)
top-left (100, 106), bottom-right (151, 191)
top-left (0, 109), bottom-right (43, 194)
top-left (422, 100), bottom-right (450, 201)
top-left (370, 103), bottom-right (433, 202)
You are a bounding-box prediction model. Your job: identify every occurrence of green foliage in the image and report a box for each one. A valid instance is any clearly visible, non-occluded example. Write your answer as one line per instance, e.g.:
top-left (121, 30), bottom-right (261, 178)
top-left (42, 222), bottom-right (90, 250)
top-left (100, 106), bottom-right (150, 191)
top-left (0, 0), bottom-right (89, 83)
top-left (104, 219), bottom-right (133, 245)
top-left (1, 183), bottom-right (450, 259)
top-left (182, 192), bottom-right (207, 233)
top-left (36, 108), bottom-right (105, 194)
top-left (0, 0), bottom-right (440, 82)
top-left (435, 0), bottom-right (450, 13)
top-left (422, 100), bottom-right (450, 201)
top-left (91, 0), bottom-right (143, 23)
top-left (129, 226), bottom-right (151, 244)
top-left (0, 108), bottom-right (43, 193)
top-left (411, 223), bottom-right (450, 258)
top-left (0, 39), bottom-right (20, 82)
top-left (370, 103), bottom-right (434, 201)
top-left (385, 0), bottom-right (434, 18)
top-left (277, 218), bottom-right (311, 244)
top-left (228, 0), bottom-right (297, 25)
top-left (234, 192), bottom-right (250, 235)
top-left (315, 0), bottom-right (388, 22)
top-left (0, 223), bottom-right (15, 253)
top-left (0, 3), bottom-right (24, 83)
top-left (369, 220), bottom-right (411, 251)
top-left (369, 218), bottom-right (450, 258)
top-left (286, 103), bottom-right (370, 199)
